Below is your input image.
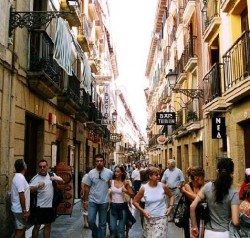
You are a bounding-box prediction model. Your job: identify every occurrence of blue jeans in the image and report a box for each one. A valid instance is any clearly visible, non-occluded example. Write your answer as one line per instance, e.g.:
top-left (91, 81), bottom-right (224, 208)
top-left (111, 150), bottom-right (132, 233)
top-left (88, 202), bottom-right (108, 238)
top-left (110, 204), bottom-right (126, 238)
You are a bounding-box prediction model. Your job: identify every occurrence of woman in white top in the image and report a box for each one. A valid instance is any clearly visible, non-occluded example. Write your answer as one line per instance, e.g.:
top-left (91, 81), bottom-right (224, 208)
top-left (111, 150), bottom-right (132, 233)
top-left (109, 165), bottom-right (134, 238)
top-left (133, 167), bottom-right (175, 238)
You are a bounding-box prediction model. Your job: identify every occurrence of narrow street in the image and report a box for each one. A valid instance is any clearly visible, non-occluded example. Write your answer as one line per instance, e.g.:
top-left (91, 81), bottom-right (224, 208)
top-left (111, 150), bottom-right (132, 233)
top-left (26, 200), bottom-right (183, 238)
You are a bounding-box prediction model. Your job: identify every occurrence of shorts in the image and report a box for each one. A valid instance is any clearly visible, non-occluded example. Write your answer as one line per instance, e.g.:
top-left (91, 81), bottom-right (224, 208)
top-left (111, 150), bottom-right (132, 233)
top-left (32, 207), bottom-right (56, 224)
top-left (13, 212), bottom-right (27, 229)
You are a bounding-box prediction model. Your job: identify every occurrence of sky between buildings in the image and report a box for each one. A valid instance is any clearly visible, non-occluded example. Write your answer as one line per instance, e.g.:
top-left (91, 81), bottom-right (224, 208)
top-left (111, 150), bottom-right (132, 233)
top-left (109, 0), bottom-right (158, 132)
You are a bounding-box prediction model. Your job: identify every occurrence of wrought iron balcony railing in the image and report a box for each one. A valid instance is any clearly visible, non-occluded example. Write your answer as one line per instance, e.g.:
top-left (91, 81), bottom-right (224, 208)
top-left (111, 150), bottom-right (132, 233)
top-left (223, 31), bottom-right (250, 91)
top-left (184, 36), bottom-right (197, 67)
top-left (203, 63), bottom-right (223, 104)
top-left (202, 0), bottom-right (220, 34)
top-left (29, 30), bottom-right (61, 86)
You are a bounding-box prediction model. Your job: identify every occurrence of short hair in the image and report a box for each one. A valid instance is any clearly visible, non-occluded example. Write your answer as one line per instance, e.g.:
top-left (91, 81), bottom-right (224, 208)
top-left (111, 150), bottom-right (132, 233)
top-left (38, 159), bottom-right (48, 165)
top-left (14, 159), bottom-right (26, 173)
top-left (168, 159), bottom-right (176, 165)
top-left (94, 154), bottom-right (105, 161)
top-left (148, 167), bottom-right (160, 177)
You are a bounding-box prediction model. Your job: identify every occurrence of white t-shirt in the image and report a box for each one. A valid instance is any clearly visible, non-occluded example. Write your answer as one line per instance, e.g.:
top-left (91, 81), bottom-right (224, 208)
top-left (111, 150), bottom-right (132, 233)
top-left (131, 168), bottom-right (142, 181)
top-left (29, 173), bottom-right (61, 208)
top-left (11, 173), bottom-right (30, 213)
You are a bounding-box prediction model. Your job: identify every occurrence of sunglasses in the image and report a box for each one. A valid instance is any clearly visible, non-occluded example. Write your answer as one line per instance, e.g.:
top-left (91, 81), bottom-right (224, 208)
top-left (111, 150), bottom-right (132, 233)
top-left (39, 165), bottom-right (47, 169)
top-left (98, 172), bottom-right (105, 181)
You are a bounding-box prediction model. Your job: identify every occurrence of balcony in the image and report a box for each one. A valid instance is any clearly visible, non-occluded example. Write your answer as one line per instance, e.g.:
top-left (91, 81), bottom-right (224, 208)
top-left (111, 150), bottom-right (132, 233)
top-left (202, 0), bottom-right (221, 43)
top-left (76, 89), bottom-right (90, 122)
top-left (77, 18), bottom-right (91, 53)
top-left (183, 0), bottom-right (196, 24)
top-left (88, 0), bottom-right (99, 21)
top-left (27, 31), bottom-right (61, 99)
top-left (60, 0), bottom-right (81, 27)
top-left (221, 0), bottom-right (247, 14)
top-left (184, 36), bottom-right (198, 72)
top-left (176, 53), bottom-right (187, 85)
top-left (57, 72), bottom-right (81, 115)
top-left (223, 31), bottom-right (250, 103)
top-left (203, 63), bottom-right (225, 108)
top-left (95, 20), bottom-right (102, 40)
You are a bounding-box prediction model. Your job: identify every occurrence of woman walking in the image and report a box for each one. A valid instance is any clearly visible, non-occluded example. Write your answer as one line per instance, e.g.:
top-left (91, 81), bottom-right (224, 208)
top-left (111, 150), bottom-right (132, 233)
top-left (190, 158), bottom-right (240, 238)
top-left (182, 167), bottom-right (205, 238)
top-left (109, 165), bottom-right (134, 238)
top-left (133, 167), bottom-right (175, 238)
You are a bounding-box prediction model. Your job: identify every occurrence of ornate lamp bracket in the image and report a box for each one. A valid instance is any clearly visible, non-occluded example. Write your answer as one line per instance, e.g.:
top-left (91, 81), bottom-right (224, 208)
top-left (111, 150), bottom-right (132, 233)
top-left (172, 88), bottom-right (204, 99)
top-left (9, 7), bottom-right (72, 36)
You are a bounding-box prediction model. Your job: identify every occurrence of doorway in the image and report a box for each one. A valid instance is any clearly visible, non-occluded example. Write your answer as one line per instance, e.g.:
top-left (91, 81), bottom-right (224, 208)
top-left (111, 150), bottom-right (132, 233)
top-left (24, 114), bottom-right (44, 182)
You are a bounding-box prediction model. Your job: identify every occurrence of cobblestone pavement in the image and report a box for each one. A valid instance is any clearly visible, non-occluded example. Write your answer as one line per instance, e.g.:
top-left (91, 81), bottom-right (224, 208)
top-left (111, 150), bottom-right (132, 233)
top-left (26, 200), bottom-right (183, 238)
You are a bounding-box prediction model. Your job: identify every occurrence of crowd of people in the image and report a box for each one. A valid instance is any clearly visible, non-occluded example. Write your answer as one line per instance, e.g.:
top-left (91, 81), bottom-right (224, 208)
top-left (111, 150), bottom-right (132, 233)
top-left (10, 155), bottom-right (250, 238)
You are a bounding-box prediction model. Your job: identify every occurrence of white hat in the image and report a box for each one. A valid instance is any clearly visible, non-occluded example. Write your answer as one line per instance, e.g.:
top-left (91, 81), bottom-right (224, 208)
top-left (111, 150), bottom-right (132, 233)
top-left (246, 168), bottom-right (250, 176)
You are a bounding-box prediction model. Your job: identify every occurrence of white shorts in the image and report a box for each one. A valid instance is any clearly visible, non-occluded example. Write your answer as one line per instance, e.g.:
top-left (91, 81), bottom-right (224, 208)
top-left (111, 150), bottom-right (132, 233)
top-left (204, 229), bottom-right (230, 238)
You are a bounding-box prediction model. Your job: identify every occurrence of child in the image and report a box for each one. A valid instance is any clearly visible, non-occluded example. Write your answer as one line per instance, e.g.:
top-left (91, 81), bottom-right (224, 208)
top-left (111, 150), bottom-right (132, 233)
top-left (240, 188), bottom-right (250, 237)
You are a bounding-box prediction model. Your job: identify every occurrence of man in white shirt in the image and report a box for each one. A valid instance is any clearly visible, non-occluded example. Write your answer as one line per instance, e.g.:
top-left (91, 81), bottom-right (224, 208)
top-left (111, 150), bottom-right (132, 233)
top-left (29, 159), bottom-right (63, 238)
top-left (131, 162), bottom-right (143, 194)
top-left (11, 159), bottom-right (30, 238)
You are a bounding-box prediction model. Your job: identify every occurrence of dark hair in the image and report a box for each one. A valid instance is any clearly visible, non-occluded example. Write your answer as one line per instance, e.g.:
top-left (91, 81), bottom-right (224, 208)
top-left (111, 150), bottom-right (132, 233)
top-left (242, 188), bottom-right (250, 200)
top-left (113, 165), bottom-right (126, 181)
top-left (94, 154), bottom-right (104, 161)
top-left (14, 159), bottom-right (25, 173)
top-left (38, 159), bottom-right (48, 165)
top-left (214, 158), bottom-right (234, 203)
top-left (189, 167), bottom-right (205, 180)
top-left (244, 174), bottom-right (250, 183)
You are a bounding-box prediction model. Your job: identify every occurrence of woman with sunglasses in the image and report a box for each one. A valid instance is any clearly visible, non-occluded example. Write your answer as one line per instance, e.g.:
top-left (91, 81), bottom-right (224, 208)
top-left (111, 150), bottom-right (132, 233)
top-left (133, 167), bottom-right (175, 238)
top-left (109, 165), bottom-right (134, 238)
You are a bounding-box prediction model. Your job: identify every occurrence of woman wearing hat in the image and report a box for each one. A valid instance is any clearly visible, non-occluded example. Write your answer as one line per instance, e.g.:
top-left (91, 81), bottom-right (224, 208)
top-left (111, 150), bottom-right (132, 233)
top-left (239, 168), bottom-right (250, 200)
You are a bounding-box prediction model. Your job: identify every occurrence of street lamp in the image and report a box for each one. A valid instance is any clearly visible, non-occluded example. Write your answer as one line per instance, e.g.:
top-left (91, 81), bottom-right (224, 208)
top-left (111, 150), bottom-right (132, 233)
top-left (165, 69), bottom-right (204, 99)
top-left (112, 110), bottom-right (118, 123)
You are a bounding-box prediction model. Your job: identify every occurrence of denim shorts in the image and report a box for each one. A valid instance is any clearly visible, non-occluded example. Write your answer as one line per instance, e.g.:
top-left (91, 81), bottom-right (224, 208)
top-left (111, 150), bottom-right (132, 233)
top-left (13, 212), bottom-right (26, 229)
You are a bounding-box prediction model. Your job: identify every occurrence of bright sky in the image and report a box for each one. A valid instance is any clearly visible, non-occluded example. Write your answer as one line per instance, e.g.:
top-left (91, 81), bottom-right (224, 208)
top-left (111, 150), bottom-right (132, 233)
top-left (109, 0), bottom-right (157, 132)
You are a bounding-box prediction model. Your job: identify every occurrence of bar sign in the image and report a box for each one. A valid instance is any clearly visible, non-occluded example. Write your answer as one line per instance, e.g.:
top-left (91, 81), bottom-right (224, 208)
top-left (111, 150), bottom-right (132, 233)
top-left (212, 117), bottom-right (226, 139)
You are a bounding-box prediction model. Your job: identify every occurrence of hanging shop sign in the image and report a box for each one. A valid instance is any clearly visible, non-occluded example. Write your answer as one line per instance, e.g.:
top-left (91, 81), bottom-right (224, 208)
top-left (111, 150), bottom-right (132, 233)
top-left (212, 117), bottom-right (226, 139)
top-left (110, 133), bottom-right (122, 143)
top-left (157, 135), bottom-right (167, 144)
top-left (156, 112), bottom-right (176, 125)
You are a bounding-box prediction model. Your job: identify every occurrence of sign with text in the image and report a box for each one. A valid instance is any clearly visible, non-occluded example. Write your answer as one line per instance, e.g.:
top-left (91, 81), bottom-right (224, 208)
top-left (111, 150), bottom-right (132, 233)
top-left (110, 133), bottom-right (122, 143)
top-left (156, 112), bottom-right (176, 125)
top-left (212, 117), bottom-right (226, 139)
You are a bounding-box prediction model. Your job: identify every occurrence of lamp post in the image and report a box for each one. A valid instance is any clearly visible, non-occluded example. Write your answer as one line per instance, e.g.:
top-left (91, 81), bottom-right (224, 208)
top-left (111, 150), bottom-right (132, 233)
top-left (112, 110), bottom-right (118, 124)
top-left (165, 69), bottom-right (204, 99)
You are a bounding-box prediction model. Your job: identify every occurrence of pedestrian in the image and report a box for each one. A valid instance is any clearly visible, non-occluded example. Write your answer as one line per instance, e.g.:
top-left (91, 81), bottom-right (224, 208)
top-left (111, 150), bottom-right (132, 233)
top-left (83, 154), bottom-right (113, 238)
top-left (11, 159), bottom-right (30, 238)
top-left (29, 159), bottom-right (64, 238)
top-left (161, 159), bottom-right (184, 220)
top-left (131, 162), bottom-right (143, 194)
top-left (81, 167), bottom-right (91, 229)
top-left (239, 188), bottom-right (250, 237)
top-left (239, 168), bottom-right (250, 200)
top-left (158, 164), bottom-right (164, 180)
top-left (109, 165), bottom-right (134, 238)
top-left (133, 167), bottom-right (175, 238)
top-left (181, 167), bottom-right (205, 238)
top-left (190, 158), bottom-right (240, 238)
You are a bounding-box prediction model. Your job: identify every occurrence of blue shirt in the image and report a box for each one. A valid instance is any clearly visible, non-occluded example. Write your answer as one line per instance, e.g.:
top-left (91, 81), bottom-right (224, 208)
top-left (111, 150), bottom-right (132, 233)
top-left (161, 167), bottom-right (184, 188)
top-left (84, 168), bottom-right (113, 203)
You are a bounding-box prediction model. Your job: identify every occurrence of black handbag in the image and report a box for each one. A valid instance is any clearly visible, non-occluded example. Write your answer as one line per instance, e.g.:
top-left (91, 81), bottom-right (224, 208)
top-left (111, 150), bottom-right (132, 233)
top-left (196, 201), bottom-right (210, 223)
top-left (173, 195), bottom-right (187, 228)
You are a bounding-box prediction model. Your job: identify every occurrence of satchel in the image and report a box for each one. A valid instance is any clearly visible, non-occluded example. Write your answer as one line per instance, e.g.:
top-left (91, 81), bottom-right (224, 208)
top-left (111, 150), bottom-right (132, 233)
top-left (173, 194), bottom-right (187, 228)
